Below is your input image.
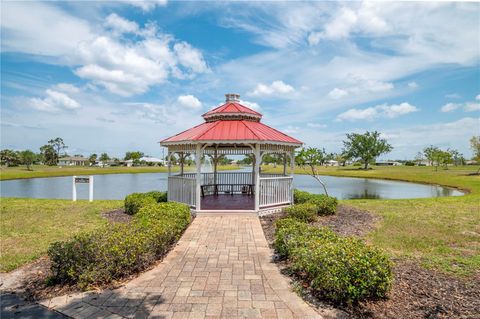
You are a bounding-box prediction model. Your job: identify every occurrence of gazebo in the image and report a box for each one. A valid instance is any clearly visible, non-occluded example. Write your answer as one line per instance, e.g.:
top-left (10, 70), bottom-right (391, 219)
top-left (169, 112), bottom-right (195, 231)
top-left (160, 93), bottom-right (303, 214)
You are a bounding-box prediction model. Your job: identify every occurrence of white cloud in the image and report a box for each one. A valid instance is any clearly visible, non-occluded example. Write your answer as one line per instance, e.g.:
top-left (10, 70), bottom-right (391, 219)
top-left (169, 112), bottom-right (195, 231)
top-left (307, 123), bottom-right (327, 129)
top-left (120, 0), bottom-right (167, 12)
top-left (104, 13), bottom-right (139, 34)
top-left (177, 95), bottom-right (202, 109)
top-left (337, 102), bottom-right (418, 121)
top-left (441, 103), bottom-right (461, 113)
top-left (53, 83), bottom-right (80, 94)
top-left (1, 2), bottom-right (94, 56)
top-left (73, 16), bottom-right (208, 96)
top-left (248, 81), bottom-right (295, 97)
top-left (239, 100), bottom-right (261, 111)
top-left (441, 96), bottom-right (480, 113)
top-left (29, 89), bottom-right (80, 112)
top-left (328, 77), bottom-right (393, 99)
top-left (445, 93), bottom-right (461, 99)
top-left (283, 126), bottom-right (300, 134)
top-left (408, 81), bottom-right (418, 88)
top-left (173, 42), bottom-right (209, 74)
top-left (328, 88), bottom-right (348, 99)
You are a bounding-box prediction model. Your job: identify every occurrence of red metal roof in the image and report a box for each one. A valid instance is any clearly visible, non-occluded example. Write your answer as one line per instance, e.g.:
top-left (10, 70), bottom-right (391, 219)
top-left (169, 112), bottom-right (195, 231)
top-left (161, 120), bottom-right (302, 144)
top-left (203, 102), bottom-right (262, 117)
top-left (161, 97), bottom-right (302, 145)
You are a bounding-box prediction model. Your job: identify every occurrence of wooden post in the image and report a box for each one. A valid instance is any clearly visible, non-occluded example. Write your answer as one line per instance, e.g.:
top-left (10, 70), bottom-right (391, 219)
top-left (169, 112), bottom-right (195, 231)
top-left (89, 176), bottom-right (94, 202)
top-left (283, 152), bottom-right (287, 176)
top-left (254, 144), bottom-right (261, 212)
top-left (195, 144), bottom-right (202, 211)
top-left (167, 152), bottom-right (172, 176)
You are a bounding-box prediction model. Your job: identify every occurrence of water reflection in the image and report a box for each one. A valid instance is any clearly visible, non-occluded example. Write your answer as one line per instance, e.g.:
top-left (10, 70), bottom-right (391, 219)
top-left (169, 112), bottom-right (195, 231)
top-left (0, 173), bottom-right (464, 200)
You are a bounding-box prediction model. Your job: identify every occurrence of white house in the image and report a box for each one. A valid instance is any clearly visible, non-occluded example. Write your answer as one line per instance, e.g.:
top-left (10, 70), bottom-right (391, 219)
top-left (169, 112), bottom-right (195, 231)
top-left (58, 156), bottom-right (88, 166)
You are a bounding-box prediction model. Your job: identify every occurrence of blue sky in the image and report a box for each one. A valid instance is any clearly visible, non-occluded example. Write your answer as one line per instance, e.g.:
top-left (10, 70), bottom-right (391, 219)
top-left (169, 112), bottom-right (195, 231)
top-left (1, 1), bottom-right (479, 160)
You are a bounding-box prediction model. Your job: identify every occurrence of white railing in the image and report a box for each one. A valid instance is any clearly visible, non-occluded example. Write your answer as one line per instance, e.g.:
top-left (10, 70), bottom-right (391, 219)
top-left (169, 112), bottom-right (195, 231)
top-left (170, 172), bottom-right (293, 210)
top-left (168, 175), bottom-right (196, 207)
top-left (259, 176), bottom-right (293, 208)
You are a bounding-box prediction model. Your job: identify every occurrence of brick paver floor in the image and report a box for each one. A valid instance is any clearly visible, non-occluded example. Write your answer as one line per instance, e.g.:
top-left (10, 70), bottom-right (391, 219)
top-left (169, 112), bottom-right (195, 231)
top-left (40, 213), bottom-right (320, 318)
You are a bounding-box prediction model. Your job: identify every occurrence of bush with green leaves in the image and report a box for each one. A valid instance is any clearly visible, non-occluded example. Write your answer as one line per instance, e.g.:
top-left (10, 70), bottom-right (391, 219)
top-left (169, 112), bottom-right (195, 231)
top-left (274, 218), bottom-right (392, 304)
top-left (48, 201), bottom-right (190, 288)
top-left (283, 203), bottom-right (318, 222)
top-left (124, 191), bottom-right (168, 215)
top-left (293, 189), bottom-right (338, 215)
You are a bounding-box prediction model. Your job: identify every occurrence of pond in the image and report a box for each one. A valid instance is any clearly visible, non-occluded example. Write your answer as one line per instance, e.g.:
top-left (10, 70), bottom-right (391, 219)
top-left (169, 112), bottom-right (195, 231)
top-left (0, 172), bottom-right (463, 200)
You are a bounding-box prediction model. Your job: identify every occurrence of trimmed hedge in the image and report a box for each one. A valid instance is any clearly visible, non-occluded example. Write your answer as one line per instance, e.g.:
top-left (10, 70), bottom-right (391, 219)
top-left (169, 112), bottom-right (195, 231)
top-left (48, 200), bottom-right (190, 288)
top-left (283, 203), bottom-right (318, 222)
top-left (293, 189), bottom-right (338, 215)
top-left (124, 191), bottom-right (168, 215)
top-left (274, 218), bottom-right (392, 304)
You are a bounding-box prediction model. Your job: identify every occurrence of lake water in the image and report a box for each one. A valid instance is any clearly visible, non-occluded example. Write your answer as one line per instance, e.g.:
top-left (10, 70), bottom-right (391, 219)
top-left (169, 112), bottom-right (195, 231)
top-left (0, 172), bottom-right (463, 200)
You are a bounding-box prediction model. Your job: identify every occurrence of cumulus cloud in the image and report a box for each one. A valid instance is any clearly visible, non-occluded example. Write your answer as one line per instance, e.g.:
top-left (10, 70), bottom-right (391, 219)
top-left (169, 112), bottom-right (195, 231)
top-left (248, 80), bottom-right (295, 97)
top-left (53, 83), bottom-right (80, 94)
top-left (74, 16), bottom-right (208, 96)
top-left (29, 88), bottom-right (81, 112)
top-left (328, 88), bottom-right (348, 99)
top-left (177, 95), bottom-right (202, 109)
top-left (104, 13), bottom-right (139, 34)
top-left (239, 100), bottom-right (261, 111)
top-left (307, 123), bottom-right (327, 128)
top-left (337, 102), bottom-right (418, 121)
top-left (328, 77), bottom-right (393, 99)
top-left (441, 95), bottom-right (480, 113)
top-left (408, 82), bottom-right (418, 88)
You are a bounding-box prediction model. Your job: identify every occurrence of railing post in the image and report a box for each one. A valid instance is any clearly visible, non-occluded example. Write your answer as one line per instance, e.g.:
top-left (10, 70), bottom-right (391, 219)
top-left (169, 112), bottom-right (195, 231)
top-left (195, 144), bottom-right (202, 211)
top-left (254, 144), bottom-right (261, 212)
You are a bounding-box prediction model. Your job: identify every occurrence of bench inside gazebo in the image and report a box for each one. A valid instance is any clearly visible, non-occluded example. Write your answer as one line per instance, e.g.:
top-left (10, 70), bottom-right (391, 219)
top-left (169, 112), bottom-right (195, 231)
top-left (160, 93), bottom-right (303, 214)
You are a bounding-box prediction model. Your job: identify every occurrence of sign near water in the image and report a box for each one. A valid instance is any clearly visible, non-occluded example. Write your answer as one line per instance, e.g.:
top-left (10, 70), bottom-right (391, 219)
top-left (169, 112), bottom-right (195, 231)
top-left (72, 176), bottom-right (93, 202)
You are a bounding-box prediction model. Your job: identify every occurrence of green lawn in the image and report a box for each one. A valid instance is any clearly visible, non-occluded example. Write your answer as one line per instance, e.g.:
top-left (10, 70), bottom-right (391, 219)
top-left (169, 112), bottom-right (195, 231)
top-left (0, 198), bottom-right (122, 272)
top-left (263, 165), bottom-right (480, 277)
top-left (0, 164), bottom-right (239, 181)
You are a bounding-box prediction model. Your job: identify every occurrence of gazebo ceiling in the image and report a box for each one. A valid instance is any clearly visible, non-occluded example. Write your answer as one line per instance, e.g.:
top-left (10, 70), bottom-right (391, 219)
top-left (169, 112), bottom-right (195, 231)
top-left (160, 93), bottom-right (303, 147)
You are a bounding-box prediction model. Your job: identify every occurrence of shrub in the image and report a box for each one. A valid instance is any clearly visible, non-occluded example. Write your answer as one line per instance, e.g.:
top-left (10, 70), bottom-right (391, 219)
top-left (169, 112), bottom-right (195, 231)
top-left (293, 189), bottom-right (338, 215)
top-left (48, 201), bottom-right (190, 288)
top-left (405, 161), bottom-right (415, 166)
top-left (124, 191), bottom-right (168, 215)
top-left (274, 218), bottom-right (392, 304)
top-left (284, 203), bottom-right (318, 222)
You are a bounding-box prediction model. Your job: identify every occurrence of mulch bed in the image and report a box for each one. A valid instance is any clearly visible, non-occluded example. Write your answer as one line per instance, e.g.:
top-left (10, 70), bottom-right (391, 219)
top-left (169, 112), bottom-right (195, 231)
top-left (260, 205), bottom-right (480, 318)
top-left (101, 209), bottom-right (132, 223)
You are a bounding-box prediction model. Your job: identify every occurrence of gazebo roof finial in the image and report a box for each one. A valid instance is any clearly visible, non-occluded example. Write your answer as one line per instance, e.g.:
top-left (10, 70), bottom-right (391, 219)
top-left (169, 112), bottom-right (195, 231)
top-left (225, 93), bottom-right (240, 102)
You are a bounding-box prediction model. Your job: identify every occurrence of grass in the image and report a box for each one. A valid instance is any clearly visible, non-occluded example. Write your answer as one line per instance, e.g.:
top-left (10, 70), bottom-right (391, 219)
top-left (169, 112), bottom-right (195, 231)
top-left (263, 165), bottom-right (480, 277)
top-left (0, 164), bottom-right (239, 181)
top-left (0, 198), bottom-right (122, 272)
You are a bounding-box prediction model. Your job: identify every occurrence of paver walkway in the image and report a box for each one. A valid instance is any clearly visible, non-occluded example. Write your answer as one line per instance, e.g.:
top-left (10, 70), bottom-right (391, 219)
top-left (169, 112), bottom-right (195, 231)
top-left (40, 213), bottom-right (320, 318)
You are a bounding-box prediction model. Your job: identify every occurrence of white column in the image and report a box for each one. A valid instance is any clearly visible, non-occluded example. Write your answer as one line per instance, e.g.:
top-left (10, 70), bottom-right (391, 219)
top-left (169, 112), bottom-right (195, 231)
top-left (89, 176), bottom-right (94, 202)
top-left (254, 144), bottom-right (261, 211)
top-left (195, 144), bottom-right (202, 211)
top-left (167, 151), bottom-right (172, 176)
top-left (180, 152), bottom-right (184, 176)
top-left (283, 153), bottom-right (287, 176)
top-left (72, 176), bottom-right (77, 201)
top-left (290, 150), bottom-right (295, 204)
top-left (213, 148), bottom-right (218, 185)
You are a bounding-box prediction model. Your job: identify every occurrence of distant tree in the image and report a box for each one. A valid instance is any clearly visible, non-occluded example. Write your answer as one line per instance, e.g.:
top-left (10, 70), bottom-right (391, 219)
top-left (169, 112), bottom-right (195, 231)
top-left (88, 153), bottom-right (98, 166)
top-left (239, 155), bottom-right (253, 165)
top-left (470, 136), bottom-right (480, 174)
top-left (19, 150), bottom-right (36, 170)
top-left (99, 153), bottom-right (110, 167)
top-left (296, 147), bottom-right (329, 196)
top-left (0, 149), bottom-right (20, 167)
top-left (48, 138), bottom-right (67, 163)
top-left (449, 149), bottom-right (464, 166)
top-left (423, 145), bottom-right (440, 167)
top-left (470, 136), bottom-right (480, 161)
top-left (40, 144), bottom-right (57, 166)
top-left (124, 151), bottom-right (144, 161)
top-left (414, 152), bottom-right (425, 165)
top-left (343, 131), bottom-right (393, 170)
